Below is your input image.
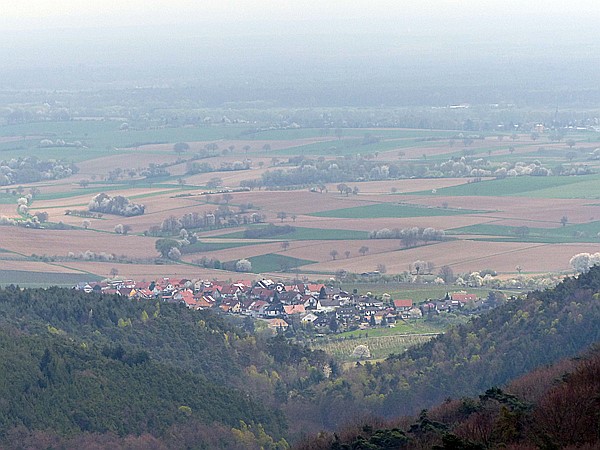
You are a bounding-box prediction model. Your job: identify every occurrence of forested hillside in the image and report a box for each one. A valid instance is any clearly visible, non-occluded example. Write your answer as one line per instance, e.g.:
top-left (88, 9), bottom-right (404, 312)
top-left (0, 287), bottom-right (329, 448)
top-left (296, 345), bottom-right (600, 449)
top-left (0, 266), bottom-right (598, 448)
top-left (0, 329), bottom-right (282, 438)
top-left (290, 266), bottom-right (600, 430)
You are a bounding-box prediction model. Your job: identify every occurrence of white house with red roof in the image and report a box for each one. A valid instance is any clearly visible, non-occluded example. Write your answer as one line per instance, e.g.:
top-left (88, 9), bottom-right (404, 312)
top-left (451, 291), bottom-right (477, 304)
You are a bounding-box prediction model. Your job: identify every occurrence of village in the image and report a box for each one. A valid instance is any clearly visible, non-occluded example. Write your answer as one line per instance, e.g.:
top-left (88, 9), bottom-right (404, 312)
top-left (73, 276), bottom-right (506, 334)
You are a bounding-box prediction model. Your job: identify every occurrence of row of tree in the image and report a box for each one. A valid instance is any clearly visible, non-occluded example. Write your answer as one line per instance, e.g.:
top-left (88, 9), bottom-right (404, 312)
top-left (369, 226), bottom-right (446, 247)
top-left (0, 156), bottom-right (78, 185)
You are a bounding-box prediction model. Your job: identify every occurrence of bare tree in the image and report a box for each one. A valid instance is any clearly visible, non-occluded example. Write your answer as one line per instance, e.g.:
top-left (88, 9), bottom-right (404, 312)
top-left (359, 246), bottom-right (369, 257)
top-left (330, 249), bottom-right (339, 260)
top-left (438, 265), bottom-right (454, 283)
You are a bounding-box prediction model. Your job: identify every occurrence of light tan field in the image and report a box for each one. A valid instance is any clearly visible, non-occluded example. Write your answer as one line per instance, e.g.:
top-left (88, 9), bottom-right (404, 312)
top-left (301, 240), bottom-right (598, 274)
top-left (0, 204), bottom-right (16, 216)
top-left (179, 239), bottom-right (399, 266)
top-left (412, 196), bottom-right (600, 224)
top-left (183, 166), bottom-right (271, 187)
top-left (76, 153), bottom-right (182, 176)
top-left (0, 227), bottom-right (156, 259)
top-left (0, 259), bottom-right (86, 274)
top-left (219, 190), bottom-right (391, 215)
top-left (282, 239), bottom-right (397, 262)
top-left (343, 178), bottom-right (468, 194)
top-left (60, 261), bottom-right (239, 281)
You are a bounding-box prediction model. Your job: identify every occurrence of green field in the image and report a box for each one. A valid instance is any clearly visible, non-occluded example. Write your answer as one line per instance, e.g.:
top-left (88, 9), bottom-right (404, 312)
top-left (449, 221), bottom-right (600, 243)
top-left (0, 121), bottom-right (248, 146)
top-left (181, 240), bottom-right (254, 254)
top-left (0, 270), bottom-right (100, 287)
top-left (336, 320), bottom-right (442, 338)
top-left (311, 202), bottom-right (481, 219)
top-left (218, 226), bottom-right (370, 240)
top-left (412, 175), bottom-right (600, 198)
top-left (243, 253), bottom-right (315, 273)
top-left (0, 121), bottom-right (256, 163)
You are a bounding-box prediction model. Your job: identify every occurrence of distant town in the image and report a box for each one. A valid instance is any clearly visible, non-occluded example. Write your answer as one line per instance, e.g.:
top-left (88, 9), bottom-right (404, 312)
top-left (74, 277), bottom-right (508, 334)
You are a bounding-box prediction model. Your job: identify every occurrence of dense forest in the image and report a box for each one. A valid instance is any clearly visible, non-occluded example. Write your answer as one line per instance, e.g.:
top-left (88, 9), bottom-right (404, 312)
top-left (295, 267), bottom-right (600, 430)
top-left (0, 286), bottom-right (330, 448)
top-left (0, 266), bottom-right (598, 448)
top-left (296, 345), bottom-right (600, 449)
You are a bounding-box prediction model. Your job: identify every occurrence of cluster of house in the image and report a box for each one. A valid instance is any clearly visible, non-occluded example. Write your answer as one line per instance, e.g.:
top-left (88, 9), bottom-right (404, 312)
top-left (74, 277), bottom-right (488, 332)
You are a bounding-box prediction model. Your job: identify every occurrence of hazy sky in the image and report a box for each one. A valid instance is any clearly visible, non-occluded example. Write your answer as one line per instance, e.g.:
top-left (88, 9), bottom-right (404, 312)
top-left (2, 0), bottom-right (599, 99)
top-left (3, 0), bottom-right (599, 32)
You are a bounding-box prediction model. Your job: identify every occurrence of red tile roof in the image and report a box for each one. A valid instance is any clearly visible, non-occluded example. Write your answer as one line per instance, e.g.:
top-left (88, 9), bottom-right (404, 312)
top-left (452, 293), bottom-right (477, 303)
top-left (394, 299), bottom-right (413, 308)
top-left (284, 305), bottom-right (306, 315)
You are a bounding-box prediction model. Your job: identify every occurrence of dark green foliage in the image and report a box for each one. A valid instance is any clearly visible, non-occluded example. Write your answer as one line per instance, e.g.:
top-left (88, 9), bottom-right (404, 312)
top-left (0, 329), bottom-right (283, 439)
top-left (0, 285), bottom-right (335, 446)
top-left (479, 387), bottom-right (528, 412)
top-left (0, 287), bottom-right (253, 384)
top-left (326, 428), bottom-right (409, 450)
top-left (434, 434), bottom-right (484, 450)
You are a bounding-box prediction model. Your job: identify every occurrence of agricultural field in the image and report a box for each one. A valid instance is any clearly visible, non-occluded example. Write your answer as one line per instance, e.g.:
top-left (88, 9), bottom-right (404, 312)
top-left (310, 203), bottom-right (482, 219)
top-left (339, 283), bottom-right (510, 302)
top-left (412, 174), bottom-right (600, 199)
top-left (311, 333), bottom-right (437, 361)
top-left (2, 120), bottom-right (600, 285)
